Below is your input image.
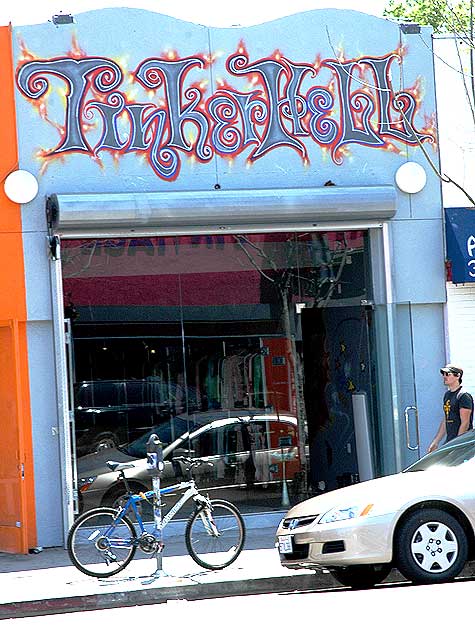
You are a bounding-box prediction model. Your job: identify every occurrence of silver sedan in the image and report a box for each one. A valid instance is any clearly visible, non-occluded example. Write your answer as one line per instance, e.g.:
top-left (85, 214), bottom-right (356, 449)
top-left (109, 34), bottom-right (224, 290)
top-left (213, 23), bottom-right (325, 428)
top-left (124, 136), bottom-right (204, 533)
top-left (276, 430), bottom-right (475, 588)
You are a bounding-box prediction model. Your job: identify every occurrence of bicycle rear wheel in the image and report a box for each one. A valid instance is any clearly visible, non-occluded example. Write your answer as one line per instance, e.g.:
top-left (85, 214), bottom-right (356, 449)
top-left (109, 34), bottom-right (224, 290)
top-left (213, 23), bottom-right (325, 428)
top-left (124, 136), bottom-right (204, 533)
top-left (185, 499), bottom-right (246, 570)
top-left (67, 507), bottom-right (137, 578)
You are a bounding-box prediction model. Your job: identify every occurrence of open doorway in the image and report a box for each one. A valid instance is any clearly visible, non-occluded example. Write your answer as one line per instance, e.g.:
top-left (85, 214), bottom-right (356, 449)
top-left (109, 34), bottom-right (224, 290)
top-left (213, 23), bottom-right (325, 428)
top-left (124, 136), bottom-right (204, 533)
top-left (302, 305), bottom-right (376, 493)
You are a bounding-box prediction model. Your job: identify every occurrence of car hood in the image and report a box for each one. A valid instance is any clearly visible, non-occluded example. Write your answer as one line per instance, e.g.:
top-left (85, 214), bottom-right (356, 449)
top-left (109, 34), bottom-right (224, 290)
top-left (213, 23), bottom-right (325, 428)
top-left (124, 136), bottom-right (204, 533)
top-left (285, 467), bottom-right (467, 519)
top-left (77, 448), bottom-right (137, 477)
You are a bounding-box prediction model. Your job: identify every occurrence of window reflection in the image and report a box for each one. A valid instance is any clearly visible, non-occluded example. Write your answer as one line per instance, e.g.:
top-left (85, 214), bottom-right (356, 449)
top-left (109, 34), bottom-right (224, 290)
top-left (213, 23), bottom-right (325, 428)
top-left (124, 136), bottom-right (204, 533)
top-left (65, 231), bottom-right (371, 514)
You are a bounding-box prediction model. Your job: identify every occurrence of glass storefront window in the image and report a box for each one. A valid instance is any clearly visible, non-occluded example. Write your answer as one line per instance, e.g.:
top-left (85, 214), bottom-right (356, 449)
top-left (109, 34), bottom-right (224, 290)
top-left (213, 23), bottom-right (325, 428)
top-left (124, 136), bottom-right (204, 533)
top-left (63, 230), bottom-right (375, 515)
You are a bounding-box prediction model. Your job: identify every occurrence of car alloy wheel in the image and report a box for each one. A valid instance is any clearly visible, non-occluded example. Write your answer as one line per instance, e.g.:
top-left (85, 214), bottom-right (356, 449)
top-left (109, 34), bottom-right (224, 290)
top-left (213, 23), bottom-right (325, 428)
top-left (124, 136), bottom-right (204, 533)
top-left (395, 508), bottom-right (468, 584)
top-left (93, 432), bottom-right (119, 452)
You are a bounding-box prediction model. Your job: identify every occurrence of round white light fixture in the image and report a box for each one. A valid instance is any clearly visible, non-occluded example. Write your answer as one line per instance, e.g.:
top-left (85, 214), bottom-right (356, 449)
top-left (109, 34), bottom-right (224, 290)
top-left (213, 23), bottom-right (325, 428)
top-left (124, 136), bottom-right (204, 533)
top-left (4, 169), bottom-right (39, 204)
top-left (395, 161), bottom-right (427, 194)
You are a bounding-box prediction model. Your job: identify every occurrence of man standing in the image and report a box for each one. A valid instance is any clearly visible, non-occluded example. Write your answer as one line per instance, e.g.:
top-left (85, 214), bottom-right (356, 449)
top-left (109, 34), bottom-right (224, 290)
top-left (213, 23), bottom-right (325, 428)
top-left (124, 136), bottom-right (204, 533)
top-left (428, 364), bottom-right (473, 453)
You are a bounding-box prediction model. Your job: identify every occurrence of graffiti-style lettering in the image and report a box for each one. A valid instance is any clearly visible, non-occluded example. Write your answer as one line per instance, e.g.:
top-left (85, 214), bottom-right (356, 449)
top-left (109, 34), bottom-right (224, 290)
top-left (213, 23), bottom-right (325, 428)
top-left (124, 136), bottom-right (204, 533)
top-left (86, 92), bottom-right (127, 151)
top-left (16, 38), bottom-right (436, 181)
top-left (135, 58), bottom-right (212, 162)
top-left (326, 60), bottom-right (384, 163)
top-left (17, 57), bottom-right (122, 154)
top-left (227, 53), bottom-right (307, 160)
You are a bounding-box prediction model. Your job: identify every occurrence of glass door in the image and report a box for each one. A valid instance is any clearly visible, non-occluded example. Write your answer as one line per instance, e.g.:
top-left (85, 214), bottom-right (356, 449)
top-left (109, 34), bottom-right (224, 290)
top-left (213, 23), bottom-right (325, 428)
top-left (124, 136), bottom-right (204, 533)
top-left (371, 301), bottom-right (420, 475)
top-left (395, 302), bottom-right (420, 467)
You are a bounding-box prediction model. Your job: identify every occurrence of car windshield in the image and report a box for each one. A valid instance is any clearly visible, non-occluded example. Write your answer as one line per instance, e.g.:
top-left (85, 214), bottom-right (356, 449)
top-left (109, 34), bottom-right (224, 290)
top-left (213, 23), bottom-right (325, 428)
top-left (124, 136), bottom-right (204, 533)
top-left (404, 435), bottom-right (475, 472)
top-left (121, 416), bottom-right (198, 458)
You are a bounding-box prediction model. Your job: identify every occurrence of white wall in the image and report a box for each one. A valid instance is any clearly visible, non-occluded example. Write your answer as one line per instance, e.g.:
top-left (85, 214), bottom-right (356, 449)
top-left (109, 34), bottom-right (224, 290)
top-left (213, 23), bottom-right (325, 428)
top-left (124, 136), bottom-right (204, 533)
top-left (446, 283), bottom-right (475, 395)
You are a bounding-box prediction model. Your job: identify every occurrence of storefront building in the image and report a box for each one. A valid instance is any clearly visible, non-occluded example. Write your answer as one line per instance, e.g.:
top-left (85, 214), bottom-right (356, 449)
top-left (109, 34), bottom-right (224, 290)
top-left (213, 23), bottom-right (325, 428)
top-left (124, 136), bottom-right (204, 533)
top-left (0, 8), bottom-right (447, 552)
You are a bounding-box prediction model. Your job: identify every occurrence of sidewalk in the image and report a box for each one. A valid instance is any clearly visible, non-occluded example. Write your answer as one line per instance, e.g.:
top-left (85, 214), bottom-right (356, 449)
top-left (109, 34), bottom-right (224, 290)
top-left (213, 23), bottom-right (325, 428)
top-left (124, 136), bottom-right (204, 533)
top-left (0, 512), bottom-right (324, 620)
top-left (6, 509), bottom-right (469, 620)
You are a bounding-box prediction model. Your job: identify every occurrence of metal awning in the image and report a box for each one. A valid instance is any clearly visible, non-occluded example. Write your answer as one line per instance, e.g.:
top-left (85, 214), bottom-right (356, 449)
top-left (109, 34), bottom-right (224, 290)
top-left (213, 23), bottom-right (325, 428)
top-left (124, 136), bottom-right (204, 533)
top-left (47, 185), bottom-right (397, 238)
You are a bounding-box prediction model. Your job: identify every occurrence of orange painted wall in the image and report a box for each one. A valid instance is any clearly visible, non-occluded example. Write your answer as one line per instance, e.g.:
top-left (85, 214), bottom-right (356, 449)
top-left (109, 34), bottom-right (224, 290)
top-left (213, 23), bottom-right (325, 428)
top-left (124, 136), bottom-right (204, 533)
top-left (0, 24), bottom-right (36, 553)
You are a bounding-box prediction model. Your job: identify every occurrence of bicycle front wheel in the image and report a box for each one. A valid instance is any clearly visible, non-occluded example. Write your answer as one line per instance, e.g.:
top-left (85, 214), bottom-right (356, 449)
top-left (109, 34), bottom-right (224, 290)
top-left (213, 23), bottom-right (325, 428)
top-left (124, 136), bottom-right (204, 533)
top-left (67, 507), bottom-right (137, 578)
top-left (185, 499), bottom-right (246, 570)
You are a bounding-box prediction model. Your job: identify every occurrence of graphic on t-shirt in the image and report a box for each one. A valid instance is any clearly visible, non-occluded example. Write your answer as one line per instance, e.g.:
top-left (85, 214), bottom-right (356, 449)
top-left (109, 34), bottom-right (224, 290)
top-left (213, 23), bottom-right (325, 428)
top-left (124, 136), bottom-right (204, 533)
top-left (444, 399), bottom-right (451, 421)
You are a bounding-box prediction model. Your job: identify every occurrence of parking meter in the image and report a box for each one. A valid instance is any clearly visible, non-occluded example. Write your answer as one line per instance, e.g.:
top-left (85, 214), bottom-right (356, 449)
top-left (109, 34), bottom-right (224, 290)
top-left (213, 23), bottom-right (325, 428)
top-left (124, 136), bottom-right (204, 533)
top-left (146, 434), bottom-right (165, 574)
top-left (146, 434), bottom-right (164, 477)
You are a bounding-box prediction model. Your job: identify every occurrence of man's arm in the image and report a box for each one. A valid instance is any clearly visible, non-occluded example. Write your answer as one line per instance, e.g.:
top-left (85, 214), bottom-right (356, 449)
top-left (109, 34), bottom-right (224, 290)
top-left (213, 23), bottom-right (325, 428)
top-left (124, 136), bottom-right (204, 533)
top-left (458, 407), bottom-right (471, 435)
top-left (428, 419), bottom-right (446, 453)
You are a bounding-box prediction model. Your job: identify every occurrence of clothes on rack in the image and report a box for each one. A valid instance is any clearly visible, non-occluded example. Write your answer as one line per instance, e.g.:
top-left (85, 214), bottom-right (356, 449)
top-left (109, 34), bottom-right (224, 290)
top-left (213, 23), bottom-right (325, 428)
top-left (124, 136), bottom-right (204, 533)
top-left (189, 342), bottom-right (266, 411)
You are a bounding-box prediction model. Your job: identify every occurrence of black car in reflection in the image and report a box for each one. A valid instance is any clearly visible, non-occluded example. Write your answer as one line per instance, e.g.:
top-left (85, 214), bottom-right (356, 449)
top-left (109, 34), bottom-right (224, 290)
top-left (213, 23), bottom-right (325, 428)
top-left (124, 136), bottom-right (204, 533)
top-left (74, 379), bottom-right (199, 456)
top-left (77, 411), bottom-right (302, 513)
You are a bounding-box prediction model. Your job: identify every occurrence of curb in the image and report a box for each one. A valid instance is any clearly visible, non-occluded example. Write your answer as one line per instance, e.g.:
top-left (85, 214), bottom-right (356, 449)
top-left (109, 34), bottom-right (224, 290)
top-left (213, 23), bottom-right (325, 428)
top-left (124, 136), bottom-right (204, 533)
top-left (3, 563), bottom-right (474, 620)
top-left (0, 573), bottom-right (321, 620)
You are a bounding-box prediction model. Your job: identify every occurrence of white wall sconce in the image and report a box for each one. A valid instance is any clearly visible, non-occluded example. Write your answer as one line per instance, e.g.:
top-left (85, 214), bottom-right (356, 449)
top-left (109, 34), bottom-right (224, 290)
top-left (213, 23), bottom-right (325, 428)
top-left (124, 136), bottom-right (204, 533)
top-left (4, 169), bottom-right (39, 204)
top-left (395, 161), bottom-right (427, 194)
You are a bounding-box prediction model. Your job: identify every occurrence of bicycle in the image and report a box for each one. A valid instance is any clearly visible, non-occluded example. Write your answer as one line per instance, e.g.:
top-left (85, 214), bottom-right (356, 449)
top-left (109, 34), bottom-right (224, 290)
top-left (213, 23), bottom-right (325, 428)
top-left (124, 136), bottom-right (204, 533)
top-left (67, 456), bottom-right (246, 578)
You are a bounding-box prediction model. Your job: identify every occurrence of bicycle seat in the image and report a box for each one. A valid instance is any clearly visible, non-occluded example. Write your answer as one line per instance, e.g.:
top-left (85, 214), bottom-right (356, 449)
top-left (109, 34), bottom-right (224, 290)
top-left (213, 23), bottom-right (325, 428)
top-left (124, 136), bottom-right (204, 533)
top-left (106, 460), bottom-right (135, 472)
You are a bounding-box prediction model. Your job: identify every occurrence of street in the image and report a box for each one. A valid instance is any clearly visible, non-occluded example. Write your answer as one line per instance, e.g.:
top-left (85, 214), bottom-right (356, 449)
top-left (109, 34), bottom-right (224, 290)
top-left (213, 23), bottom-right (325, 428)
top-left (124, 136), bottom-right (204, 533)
top-left (2, 576), bottom-right (471, 629)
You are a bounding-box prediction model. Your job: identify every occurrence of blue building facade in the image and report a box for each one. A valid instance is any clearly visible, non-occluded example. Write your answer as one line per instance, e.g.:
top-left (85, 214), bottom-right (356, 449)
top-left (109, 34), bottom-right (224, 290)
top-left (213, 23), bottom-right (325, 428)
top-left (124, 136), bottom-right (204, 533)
top-left (8, 8), bottom-right (446, 548)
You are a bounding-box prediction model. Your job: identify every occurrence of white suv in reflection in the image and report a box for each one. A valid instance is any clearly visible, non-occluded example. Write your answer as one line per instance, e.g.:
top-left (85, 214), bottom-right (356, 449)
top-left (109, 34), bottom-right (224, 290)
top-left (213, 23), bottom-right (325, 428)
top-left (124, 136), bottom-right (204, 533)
top-left (78, 411), bottom-right (303, 512)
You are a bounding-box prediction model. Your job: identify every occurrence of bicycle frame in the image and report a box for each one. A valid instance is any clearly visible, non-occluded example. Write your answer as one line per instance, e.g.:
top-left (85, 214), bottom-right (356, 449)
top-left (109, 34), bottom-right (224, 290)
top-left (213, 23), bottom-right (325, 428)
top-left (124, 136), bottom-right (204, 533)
top-left (102, 478), bottom-right (211, 547)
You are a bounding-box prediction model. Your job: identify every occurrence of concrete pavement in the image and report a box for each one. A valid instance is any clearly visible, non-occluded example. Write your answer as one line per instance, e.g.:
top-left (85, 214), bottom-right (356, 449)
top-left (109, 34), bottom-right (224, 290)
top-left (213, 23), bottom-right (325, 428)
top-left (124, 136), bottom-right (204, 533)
top-left (3, 510), bottom-right (473, 620)
top-left (0, 511), bottom-right (324, 620)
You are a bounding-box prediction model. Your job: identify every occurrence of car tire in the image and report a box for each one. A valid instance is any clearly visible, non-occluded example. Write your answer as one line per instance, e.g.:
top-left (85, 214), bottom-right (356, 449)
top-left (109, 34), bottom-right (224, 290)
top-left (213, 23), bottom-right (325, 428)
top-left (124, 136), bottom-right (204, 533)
top-left (395, 508), bottom-right (468, 584)
top-left (330, 564), bottom-right (392, 589)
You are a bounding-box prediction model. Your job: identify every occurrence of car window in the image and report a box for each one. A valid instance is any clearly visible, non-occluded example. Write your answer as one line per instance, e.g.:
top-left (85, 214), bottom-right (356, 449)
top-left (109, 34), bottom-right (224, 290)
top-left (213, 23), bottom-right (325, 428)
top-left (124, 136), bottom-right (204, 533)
top-left (223, 424), bottom-right (242, 454)
top-left (75, 381), bottom-right (123, 407)
top-left (404, 439), bottom-right (475, 472)
top-left (189, 423), bottom-right (248, 457)
top-left (124, 382), bottom-right (147, 405)
top-left (190, 427), bottom-right (219, 457)
top-left (246, 422), bottom-right (269, 450)
top-left (123, 417), bottom-right (197, 458)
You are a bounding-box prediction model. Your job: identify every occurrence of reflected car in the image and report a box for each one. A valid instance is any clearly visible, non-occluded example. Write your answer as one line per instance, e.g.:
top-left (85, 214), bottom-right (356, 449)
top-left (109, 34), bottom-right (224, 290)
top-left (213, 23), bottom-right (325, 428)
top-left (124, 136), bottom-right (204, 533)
top-left (77, 411), bottom-right (302, 513)
top-left (276, 430), bottom-right (475, 588)
top-left (74, 379), bottom-right (199, 456)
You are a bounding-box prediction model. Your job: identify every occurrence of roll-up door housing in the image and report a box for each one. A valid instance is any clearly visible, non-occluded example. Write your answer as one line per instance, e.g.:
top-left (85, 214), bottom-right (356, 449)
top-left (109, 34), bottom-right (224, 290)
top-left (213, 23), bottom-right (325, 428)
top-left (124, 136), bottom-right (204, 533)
top-left (47, 185), bottom-right (397, 238)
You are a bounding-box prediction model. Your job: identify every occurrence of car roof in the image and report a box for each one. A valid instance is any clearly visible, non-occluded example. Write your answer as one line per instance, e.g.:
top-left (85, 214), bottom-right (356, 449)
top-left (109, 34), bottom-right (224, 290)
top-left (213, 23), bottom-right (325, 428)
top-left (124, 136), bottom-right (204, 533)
top-left (163, 414), bottom-right (297, 457)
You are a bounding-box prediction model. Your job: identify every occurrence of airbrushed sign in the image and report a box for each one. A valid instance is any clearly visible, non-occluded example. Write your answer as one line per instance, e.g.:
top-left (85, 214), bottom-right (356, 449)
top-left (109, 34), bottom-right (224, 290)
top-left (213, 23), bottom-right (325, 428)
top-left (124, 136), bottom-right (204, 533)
top-left (15, 36), bottom-right (435, 181)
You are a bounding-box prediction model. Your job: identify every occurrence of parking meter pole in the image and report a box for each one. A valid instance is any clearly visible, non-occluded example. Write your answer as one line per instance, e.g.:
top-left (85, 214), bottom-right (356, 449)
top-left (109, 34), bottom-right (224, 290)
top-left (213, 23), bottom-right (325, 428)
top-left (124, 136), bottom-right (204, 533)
top-left (146, 434), bottom-right (165, 577)
top-left (278, 433), bottom-right (292, 509)
top-left (152, 474), bottom-right (163, 573)
top-left (281, 447), bottom-right (290, 507)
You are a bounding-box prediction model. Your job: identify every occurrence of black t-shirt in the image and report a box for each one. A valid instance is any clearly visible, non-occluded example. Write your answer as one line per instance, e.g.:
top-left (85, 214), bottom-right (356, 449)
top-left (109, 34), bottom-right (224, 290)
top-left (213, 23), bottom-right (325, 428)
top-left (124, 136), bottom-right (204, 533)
top-left (443, 387), bottom-right (474, 442)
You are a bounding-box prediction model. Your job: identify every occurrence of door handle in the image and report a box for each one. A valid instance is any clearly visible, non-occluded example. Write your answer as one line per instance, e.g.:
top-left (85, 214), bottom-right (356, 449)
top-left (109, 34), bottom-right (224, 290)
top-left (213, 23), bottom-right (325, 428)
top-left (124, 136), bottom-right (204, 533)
top-left (404, 405), bottom-right (420, 451)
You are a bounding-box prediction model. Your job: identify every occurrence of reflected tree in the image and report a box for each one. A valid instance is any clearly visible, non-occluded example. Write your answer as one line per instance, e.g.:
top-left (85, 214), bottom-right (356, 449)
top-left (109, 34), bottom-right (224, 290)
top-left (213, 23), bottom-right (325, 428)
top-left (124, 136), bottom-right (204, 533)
top-left (233, 232), bottom-right (353, 498)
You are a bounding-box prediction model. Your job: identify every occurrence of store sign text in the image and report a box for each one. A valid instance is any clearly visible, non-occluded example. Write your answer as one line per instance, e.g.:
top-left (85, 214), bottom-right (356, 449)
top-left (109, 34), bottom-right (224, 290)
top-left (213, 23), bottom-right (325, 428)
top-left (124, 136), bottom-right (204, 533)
top-left (16, 42), bottom-right (435, 181)
top-left (467, 235), bottom-right (475, 277)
